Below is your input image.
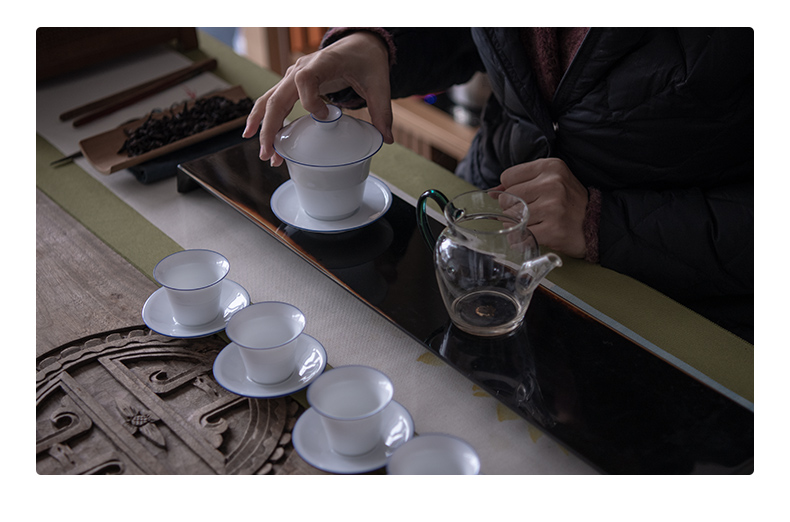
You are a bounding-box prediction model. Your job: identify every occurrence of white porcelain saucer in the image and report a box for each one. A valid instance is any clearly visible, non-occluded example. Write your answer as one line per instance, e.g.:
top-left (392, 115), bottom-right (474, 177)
top-left (142, 279), bottom-right (250, 338)
top-left (212, 335), bottom-right (327, 398)
top-left (292, 400), bottom-right (414, 474)
top-left (271, 176), bottom-right (392, 234)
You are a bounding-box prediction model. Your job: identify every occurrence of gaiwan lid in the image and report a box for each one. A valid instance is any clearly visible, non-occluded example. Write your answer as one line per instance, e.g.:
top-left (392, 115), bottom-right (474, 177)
top-left (273, 105), bottom-right (383, 167)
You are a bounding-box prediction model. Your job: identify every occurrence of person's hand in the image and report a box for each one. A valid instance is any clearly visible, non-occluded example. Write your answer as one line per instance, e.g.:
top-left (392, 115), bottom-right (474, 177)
top-left (242, 31), bottom-right (394, 166)
top-left (494, 158), bottom-right (589, 258)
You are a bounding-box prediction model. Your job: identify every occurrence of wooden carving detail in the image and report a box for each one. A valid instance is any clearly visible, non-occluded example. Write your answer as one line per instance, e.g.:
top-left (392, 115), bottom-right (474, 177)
top-left (36, 327), bottom-right (309, 475)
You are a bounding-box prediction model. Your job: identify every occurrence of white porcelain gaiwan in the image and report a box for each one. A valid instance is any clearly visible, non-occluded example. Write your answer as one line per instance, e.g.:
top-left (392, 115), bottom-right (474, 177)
top-left (274, 105), bottom-right (383, 221)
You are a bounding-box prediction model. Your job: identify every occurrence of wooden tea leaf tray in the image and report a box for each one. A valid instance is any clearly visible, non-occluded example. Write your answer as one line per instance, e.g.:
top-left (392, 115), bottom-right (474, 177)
top-left (79, 85), bottom-right (250, 174)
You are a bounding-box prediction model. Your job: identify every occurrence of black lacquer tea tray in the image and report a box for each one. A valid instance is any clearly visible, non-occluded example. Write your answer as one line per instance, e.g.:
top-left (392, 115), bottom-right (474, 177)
top-left (178, 139), bottom-right (753, 474)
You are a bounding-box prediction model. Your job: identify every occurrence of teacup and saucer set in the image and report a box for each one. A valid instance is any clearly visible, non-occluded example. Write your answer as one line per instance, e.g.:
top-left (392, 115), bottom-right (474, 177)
top-left (213, 301), bottom-right (327, 398)
top-left (291, 365), bottom-right (482, 474)
top-left (271, 104), bottom-right (392, 234)
top-left (292, 365), bottom-right (415, 474)
top-left (386, 433), bottom-right (481, 475)
top-left (142, 249), bottom-right (251, 339)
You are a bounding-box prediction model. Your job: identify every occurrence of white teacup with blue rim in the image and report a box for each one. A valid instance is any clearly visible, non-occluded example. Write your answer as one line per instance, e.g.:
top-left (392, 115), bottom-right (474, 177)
top-left (306, 365), bottom-right (394, 456)
top-left (225, 301), bottom-right (306, 385)
top-left (386, 433), bottom-right (481, 475)
top-left (153, 249), bottom-right (230, 326)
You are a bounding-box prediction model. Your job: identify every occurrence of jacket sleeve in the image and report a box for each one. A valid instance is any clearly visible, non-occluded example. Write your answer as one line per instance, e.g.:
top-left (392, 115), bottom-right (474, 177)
top-left (321, 27), bottom-right (485, 107)
top-left (385, 28), bottom-right (485, 97)
top-left (561, 28), bottom-right (753, 339)
top-left (598, 180), bottom-right (753, 305)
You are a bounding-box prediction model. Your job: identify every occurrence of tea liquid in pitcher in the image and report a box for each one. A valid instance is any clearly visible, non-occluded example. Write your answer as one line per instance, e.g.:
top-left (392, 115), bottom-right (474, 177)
top-left (450, 287), bottom-right (523, 337)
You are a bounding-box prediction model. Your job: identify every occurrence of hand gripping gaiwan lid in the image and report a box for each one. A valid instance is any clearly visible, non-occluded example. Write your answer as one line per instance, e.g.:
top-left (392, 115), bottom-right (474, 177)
top-left (273, 105), bottom-right (383, 167)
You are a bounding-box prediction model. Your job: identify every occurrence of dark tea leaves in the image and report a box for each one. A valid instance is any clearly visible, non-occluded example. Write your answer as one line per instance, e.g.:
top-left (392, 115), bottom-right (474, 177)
top-left (119, 96), bottom-right (253, 157)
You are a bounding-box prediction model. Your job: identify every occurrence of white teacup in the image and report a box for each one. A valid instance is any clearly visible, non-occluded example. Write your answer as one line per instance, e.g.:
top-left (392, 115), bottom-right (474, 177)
top-left (287, 160), bottom-right (371, 221)
top-left (274, 105), bottom-right (383, 221)
top-left (225, 301), bottom-right (306, 384)
top-left (153, 249), bottom-right (230, 326)
top-left (386, 433), bottom-right (481, 475)
top-left (306, 365), bottom-right (394, 456)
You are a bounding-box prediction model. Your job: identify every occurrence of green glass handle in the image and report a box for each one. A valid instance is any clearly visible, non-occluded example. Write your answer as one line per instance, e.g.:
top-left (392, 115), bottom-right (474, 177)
top-left (416, 189), bottom-right (449, 250)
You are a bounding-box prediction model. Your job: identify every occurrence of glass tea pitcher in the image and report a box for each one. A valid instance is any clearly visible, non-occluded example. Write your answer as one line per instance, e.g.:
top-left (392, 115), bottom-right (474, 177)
top-left (417, 189), bottom-right (562, 337)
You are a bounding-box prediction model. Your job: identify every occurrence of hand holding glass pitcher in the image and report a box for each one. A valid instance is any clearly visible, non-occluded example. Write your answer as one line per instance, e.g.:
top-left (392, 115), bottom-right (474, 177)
top-left (417, 189), bottom-right (562, 337)
top-left (494, 158), bottom-right (590, 259)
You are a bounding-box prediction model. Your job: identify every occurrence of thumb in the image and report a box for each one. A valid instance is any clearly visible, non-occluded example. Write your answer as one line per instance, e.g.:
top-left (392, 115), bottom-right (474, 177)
top-left (366, 97), bottom-right (394, 144)
top-left (361, 73), bottom-right (393, 143)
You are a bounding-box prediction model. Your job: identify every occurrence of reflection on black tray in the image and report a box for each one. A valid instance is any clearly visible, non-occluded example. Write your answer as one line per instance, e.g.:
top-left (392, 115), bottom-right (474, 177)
top-left (428, 308), bottom-right (753, 474)
top-left (282, 220), bottom-right (394, 305)
top-left (178, 139), bottom-right (753, 474)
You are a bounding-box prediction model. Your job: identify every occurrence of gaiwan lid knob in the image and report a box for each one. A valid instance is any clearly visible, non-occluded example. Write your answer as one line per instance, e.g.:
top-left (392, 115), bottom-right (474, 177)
top-left (273, 105), bottom-right (383, 167)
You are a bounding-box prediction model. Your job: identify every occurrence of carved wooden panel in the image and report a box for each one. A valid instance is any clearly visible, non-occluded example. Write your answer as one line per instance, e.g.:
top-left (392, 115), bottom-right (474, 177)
top-left (36, 326), bottom-right (323, 475)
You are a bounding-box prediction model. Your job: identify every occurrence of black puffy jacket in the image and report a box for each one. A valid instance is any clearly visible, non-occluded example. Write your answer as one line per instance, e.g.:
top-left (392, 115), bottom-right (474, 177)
top-left (330, 28), bottom-right (754, 342)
